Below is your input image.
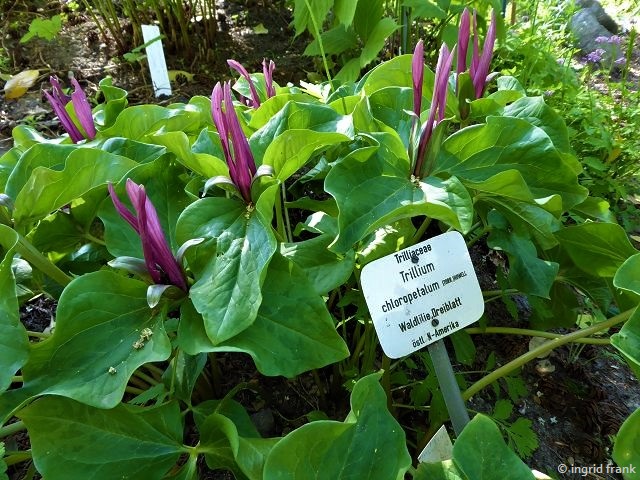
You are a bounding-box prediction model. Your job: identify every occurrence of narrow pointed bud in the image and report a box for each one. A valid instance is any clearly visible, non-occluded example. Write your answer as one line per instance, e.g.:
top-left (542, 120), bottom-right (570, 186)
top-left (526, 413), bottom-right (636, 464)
top-left (263, 59), bottom-right (276, 98)
top-left (472, 10), bottom-right (497, 98)
top-left (210, 81), bottom-right (258, 204)
top-left (412, 40), bottom-right (425, 118)
top-left (471, 11), bottom-right (480, 78)
top-left (70, 78), bottom-right (96, 140)
top-left (109, 180), bottom-right (188, 291)
top-left (415, 43), bottom-right (453, 177)
top-left (227, 59), bottom-right (261, 108)
top-left (457, 9), bottom-right (471, 76)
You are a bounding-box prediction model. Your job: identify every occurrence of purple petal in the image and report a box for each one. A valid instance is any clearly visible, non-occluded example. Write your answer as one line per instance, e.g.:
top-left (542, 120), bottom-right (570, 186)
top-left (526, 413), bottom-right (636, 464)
top-left (472, 10), bottom-right (497, 98)
top-left (223, 82), bottom-right (256, 203)
top-left (457, 9), bottom-right (471, 75)
top-left (125, 179), bottom-right (187, 290)
top-left (50, 76), bottom-right (71, 104)
top-left (227, 59), bottom-right (261, 108)
top-left (412, 40), bottom-right (425, 118)
top-left (470, 11), bottom-right (480, 78)
top-left (70, 78), bottom-right (96, 140)
top-left (263, 59), bottom-right (276, 98)
top-left (43, 89), bottom-right (84, 143)
top-left (415, 43), bottom-right (453, 175)
top-left (211, 82), bottom-right (233, 166)
top-left (108, 182), bottom-right (139, 233)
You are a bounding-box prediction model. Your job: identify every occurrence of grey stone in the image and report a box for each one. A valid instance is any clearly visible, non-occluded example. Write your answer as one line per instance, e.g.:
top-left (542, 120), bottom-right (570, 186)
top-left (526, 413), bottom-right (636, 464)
top-left (569, 8), bottom-right (616, 61)
top-left (250, 408), bottom-right (275, 437)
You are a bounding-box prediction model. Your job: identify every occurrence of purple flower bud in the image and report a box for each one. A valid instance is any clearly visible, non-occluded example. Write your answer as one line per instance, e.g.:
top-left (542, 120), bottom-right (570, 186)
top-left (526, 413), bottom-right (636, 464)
top-left (412, 40), bottom-right (425, 118)
top-left (595, 36), bottom-right (609, 44)
top-left (457, 9), bottom-right (471, 76)
top-left (615, 56), bottom-right (626, 65)
top-left (471, 10), bottom-right (496, 98)
top-left (70, 78), bottom-right (96, 140)
top-left (227, 59), bottom-right (262, 108)
top-left (211, 81), bottom-right (258, 203)
top-left (43, 76), bottom-right (96, 143)
top-left (109, 180), bottom-right (188, 291)
top-left (263, 59), bottom-right (276, 98)
top-left (609, 35), bottom-right (620, 45)
top-left (414, 43), bottom-right (453, 177)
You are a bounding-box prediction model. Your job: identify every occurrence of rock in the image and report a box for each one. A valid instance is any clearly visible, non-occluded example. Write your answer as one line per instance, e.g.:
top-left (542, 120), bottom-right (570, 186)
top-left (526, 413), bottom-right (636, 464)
top-left (569, 8), bottom-right (617, 62)
top-left (250, 408), bottom-right (275, 437)
top-left (577, 0), bottom-right (619, 33)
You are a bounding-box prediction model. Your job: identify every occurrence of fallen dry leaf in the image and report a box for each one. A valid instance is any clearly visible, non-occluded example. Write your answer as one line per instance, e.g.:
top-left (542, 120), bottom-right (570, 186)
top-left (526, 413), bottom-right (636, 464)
top-left (4, 69), bottom-right (40, 99)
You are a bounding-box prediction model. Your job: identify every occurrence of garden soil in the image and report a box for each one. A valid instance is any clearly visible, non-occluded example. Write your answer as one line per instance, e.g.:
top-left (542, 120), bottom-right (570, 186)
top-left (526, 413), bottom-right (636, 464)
top-left (2, 1), bottom-right (640, 479)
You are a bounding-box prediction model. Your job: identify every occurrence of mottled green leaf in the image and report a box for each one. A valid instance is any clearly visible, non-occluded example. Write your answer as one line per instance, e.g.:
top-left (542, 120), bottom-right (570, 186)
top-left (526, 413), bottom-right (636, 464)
top-left (613, 407), bottom-right (640, 478)
top-left (18, 398), bottom-right (185, 480)
top-left (263, 373), bottom-right (411, 479)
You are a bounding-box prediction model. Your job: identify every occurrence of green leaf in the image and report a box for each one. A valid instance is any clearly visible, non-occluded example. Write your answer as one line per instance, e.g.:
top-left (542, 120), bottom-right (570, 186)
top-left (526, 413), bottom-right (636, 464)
top-left (326, 133), bottom-right (473, 253)
top-left (196, 409), bottom-right (278, 480)
top-left (403, 0), bottom-right (447, 19)
top-left (263, 373), bottom-right (411, 479)
top-left (570, 196), bottom-right (616, 223)
top-left (487, 214), bottom-right (559, 298)
top-left (163, 351), bottom-right (206, 403)
top-left (280, 234), bottom-right (356, 295)
top-left (249, 102), bottom-right (354, 165)
top-left (303, 25), bottom-right (359, 56)
top-left (359, 18), bottom-right (399, 68)
top-left (94, 77), bottom-right (128, 128)
top-left (413, 460), bottom-right (464, 480)
top-left (0, 442), bottom-right (6, 480)
top-left (176, 192), bottom-right (278, 344)
top-left (101, 105), bottom-right (201, 140)
top-left (450, 331), bottom-right (476, 367)
top-left (335, 0), bottom-right (359, 26)
top-left (18, 397), bottom-right (185, 480)
top-left (505, 417), bottom-right (538, 459)
top-left (503, 96), bottom-right (571, 153)
top-left (0, 225), bottom-right (29, 392)
top-left (613, 407), bottom-right (640, 478)
top-left (263, 130), bottom-right (349, 182)
top-left (20, 15), bottom-right (62, 43)
top-left (292, 0), bottom-right (332, 37)
top-left (5, 143), bottom-right (76, 200)
top-left (354, 0), bottom-right (384, 42)
top-left (153, 130), bottom-right (229, 179)
top-left (611, 308), bottom-right (640, 379)
top-left (13, 148), bottom-right (138, 227)
top-left (453, 414), bottom-right (535, 480)
top-left (179, 254), bottom-right (349, 377)
top-left (0, 271), bottom-right (171, 415)
top-left (554, 223), bottom-right (638, 278)
top-left (614, 254), bottom-right (640, 296)
top-left (434, 116), bottom-right (588, 211)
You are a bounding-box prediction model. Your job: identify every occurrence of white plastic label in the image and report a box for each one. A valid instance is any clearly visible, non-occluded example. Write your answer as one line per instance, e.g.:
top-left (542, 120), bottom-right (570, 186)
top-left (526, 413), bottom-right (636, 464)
top-left (361, 232), bottom-right (484, 358)
top-left (141, 25), bottom-right (172, 97)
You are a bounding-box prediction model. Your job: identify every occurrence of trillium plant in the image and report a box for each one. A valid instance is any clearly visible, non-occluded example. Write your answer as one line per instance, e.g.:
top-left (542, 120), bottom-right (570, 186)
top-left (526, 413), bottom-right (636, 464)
top-left (0, 8), bottom-right (639, 480)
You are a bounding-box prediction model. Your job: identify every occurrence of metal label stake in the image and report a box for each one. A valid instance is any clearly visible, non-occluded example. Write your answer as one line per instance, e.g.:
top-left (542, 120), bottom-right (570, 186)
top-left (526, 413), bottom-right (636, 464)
top-left (360, 232), bottom-right (484, 447)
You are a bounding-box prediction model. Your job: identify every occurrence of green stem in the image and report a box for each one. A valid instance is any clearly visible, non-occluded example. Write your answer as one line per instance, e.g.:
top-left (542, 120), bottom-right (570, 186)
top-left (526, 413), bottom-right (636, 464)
top-left (15, 234), bottom-right (71, 287)
top-left (465, 326), bottom-right (611, 345)
top-left (0, 420), bottom-right (26, 439)
top-left (144, 363), bottom-right (165, 381)
top-left (27, 330), bottom-right (49, 339)
top-left (281, 183), bottom-right (293, 243)
top-left (410, 217), bottom-right (432, 245)
top-left (11, 376), bottom-right (23, 383)
top-left (134, 369), bottom-right (159, 386)
top-left (302, 0), bottom-right (335, 94)
top-left (84, 232), bottom-right (106, 246)
top-left (3, 450), bottom-right (32, 466)
top-left (125, 385), bottom-right (145, 395)
top-left (273, 187), bottom-right (287, 242)
top-left (463, 307), bottom-right (634, 401)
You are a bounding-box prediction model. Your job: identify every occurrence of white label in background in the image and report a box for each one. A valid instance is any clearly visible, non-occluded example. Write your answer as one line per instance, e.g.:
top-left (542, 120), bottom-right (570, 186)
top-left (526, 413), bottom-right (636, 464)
top-left (361, 232), bottom-right (484, 359)
top-left (141, 25), bottom-right (172, 97)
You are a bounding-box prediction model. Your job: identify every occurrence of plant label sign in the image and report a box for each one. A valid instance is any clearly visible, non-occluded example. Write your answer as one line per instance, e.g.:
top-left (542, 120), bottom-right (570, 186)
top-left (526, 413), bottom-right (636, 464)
top-left (361, 232), bottom-right (484, 358)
